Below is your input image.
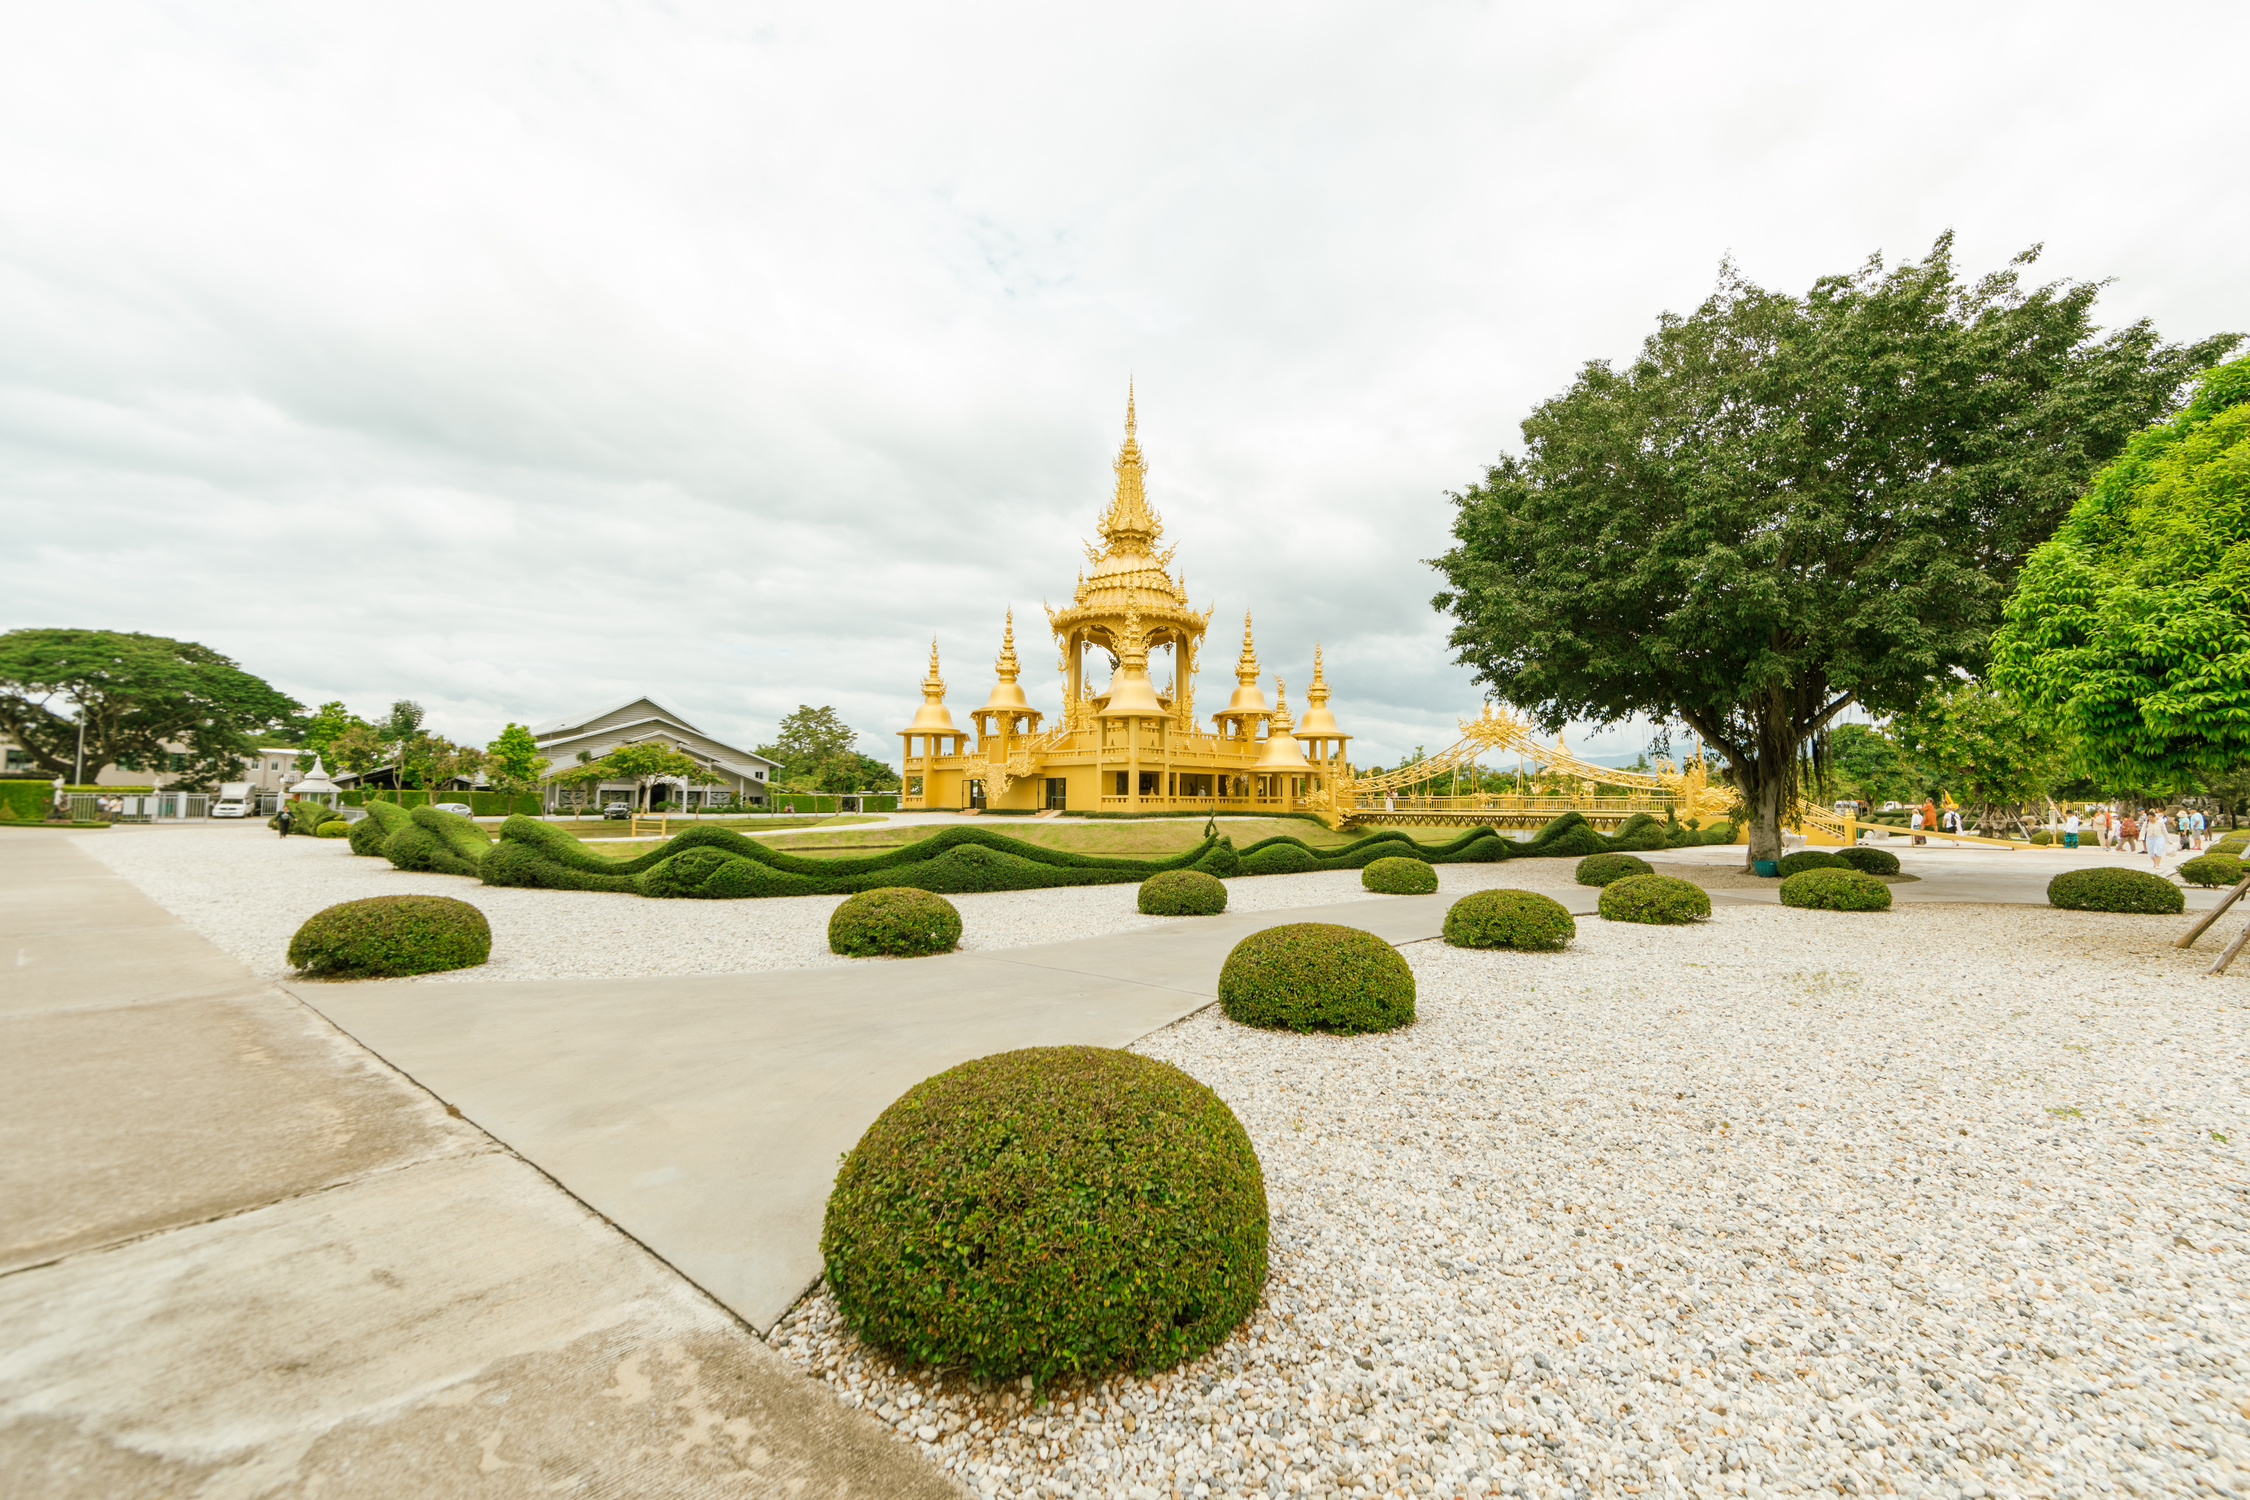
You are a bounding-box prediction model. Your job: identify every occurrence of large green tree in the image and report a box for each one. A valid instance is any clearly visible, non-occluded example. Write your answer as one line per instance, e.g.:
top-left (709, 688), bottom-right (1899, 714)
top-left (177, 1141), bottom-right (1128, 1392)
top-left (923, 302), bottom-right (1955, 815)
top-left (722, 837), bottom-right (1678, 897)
top-left (757, 704), bottom-right (899, 792)
top-left (1991, 356), bottom-right (2250, 790)
top-left (1889, 679), bottom-right (2069, 833)
top-left (0, 629), bottom-right (301, 790)
top-left (484, 722), bottom-right (550, 796)
top-left (552, 741), bottom-right (719, 812)
top-left (1431, 237), bottom-right (2236, 863)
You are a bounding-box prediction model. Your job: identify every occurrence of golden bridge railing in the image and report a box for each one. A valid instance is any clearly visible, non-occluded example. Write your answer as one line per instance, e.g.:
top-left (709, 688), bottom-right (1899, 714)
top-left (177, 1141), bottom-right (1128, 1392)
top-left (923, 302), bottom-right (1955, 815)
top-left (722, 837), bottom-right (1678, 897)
top-left (1352, 794), bottom-right (1676, 814)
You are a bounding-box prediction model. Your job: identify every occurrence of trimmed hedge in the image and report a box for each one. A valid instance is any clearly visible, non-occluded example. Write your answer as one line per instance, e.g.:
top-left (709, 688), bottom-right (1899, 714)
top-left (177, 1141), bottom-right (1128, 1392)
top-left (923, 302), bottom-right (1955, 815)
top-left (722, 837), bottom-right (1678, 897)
top-left (1217, 923), bottom-right (1415, 1034)
top-left (1834, 845), bottom-right (1901, 876)
top-left (316, 818), bottom-right (351, 838)
top-left (2048, 867), bottom-right (2185, 914)
top-left (1775, 850), bottom-right (1846, 878)
top-left (1779, 867), bottom-right (1893, 911)
top-left (2028, 829), bottom-right (2054, 845)
top-left (2178, 854), bottom-right (2245, 889)
top-left (350, 799), bottom-right (411, 856)
top-left (1442, 890), bottom-right (1574, 951)
top-left (829, 888), bottom-right (962, 956)
top-left (821, 1047), bottom-right (1266, 1382)
top-left (1362, 856), bottom-right (1437, 894)
top-left (1139, 869), bottom-right (1228, 916)
top-left (1597, 873), bottom-right (1711, 924)
top-left (1575, 853), bottom-right (1654, 887)
top-left (287, 895), bottom-right (491, 978)
top-left (383, 804), bottom-right (493, 877)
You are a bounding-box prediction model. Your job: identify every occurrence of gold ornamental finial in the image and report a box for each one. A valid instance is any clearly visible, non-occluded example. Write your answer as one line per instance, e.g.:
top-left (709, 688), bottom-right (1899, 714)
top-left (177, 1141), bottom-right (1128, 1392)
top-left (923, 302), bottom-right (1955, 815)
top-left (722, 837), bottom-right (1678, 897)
top-left (1096, 383), bottom-right (1162, 556)
top-left (1307, 644), bottom-right (1329, 705)
top-left (994, 610), bottom-right (1020, 682)
top-left (1235, 611), bottom-right (1260, 683)
top-left (908, 637), bottom-right (960, 732)
top-left (1272, 678), bottom-right (1293, 733)
top-left (923, 638), bottom-right (945, 696)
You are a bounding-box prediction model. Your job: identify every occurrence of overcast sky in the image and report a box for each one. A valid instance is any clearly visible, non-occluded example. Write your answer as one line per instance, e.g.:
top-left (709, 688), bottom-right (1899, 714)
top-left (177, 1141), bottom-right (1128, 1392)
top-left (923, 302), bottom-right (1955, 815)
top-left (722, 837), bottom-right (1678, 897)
top-left (3, 2), bottom-right (2244, 770)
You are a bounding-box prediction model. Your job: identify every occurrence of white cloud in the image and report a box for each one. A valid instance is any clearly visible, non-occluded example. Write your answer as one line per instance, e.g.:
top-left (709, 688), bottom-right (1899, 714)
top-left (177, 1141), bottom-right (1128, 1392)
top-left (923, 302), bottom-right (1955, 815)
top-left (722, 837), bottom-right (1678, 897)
top-left (1, 0), bottom-right (2242, 767)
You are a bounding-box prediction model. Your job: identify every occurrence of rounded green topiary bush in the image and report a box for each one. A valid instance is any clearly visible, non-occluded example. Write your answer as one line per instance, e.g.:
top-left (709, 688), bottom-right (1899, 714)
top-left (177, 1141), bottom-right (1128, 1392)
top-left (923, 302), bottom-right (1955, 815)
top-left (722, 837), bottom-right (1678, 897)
top-left (1139, 868), bottom-right (1228, 916)
top-left (1361, 856), bottom-right (1438, 894)
top-left (287, 895), bottom-right (492, 978)
top-left (1217, 923), bottom-right (1414, 1034)
top-left (1442, 889), bottom-right (1575, 951)
top-left (828, 887), bottom-right (962, 956)
top-left (1775, 850), bottom-right (1846, 878)
top-left (1834, 845), bottom-right (1901, 876)
top-left (1574, 853), bottom-right (1655, 887)
top-left (2176, 854), bottom-right (2244, 889)
top-left (1779, 867), bottom-right (1893, 911)
top-left (2047, 867), bottom-right (2185, 914)
top-left (1597, 873), bottom-right (1711, 925)
top-left (821, 1046), bottom-right (1267, 1383)
top-left (315, 817), bottom-right (351, 838)
top-left (346, 814), bottom-right (391, 856)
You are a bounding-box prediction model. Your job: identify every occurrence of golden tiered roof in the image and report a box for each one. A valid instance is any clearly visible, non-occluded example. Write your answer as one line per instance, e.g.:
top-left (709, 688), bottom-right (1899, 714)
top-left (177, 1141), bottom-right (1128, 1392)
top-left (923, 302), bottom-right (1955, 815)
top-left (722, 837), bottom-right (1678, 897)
top-left (1044, 387), bottom-right (1212, 666)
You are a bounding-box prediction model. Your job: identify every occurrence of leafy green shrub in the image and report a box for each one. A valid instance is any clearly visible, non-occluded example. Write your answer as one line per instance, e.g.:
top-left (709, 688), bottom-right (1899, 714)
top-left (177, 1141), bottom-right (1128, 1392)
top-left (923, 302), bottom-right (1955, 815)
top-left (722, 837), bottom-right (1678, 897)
top-left (287, 895), bottom-right (491, 978)
top-left (1833, 845), bottom-right (1901, 876)
top-left (1361, 856), bottom-right (1437, 894)
top-left (1575, 853), bottom-right (1654, 887)
top-left (1538, 823), bottom-right (1609, 858)
top-left (1779, 867), bottom-right (1893, 911)
top-left (821, 1046), bottom-right (1266, 1382)
top-left (1775, 850), bottom-right (1846, 877)
top-left (315, 817), bottom-right (351, 838)
top-left (1442, 890), bottom-right (1574, 951)
top-left (382, 805), bottom-right (492, 877)
top-left (2176, 854), bottom-right (2244, 889)
top-left (1698, 821), bottom-right (1738, 844)
top-left (1217, 923), bottom-right (1414, 1033)
top-left (2028, 829), bottom-right (2054, 845)
top-left (829, 887), bottom-right (962, 956)
top-left (349, 799), bottom-right (411, 856)
top-left (1240, 839), bottom-right (1320, 876)
top-left (1608, 812), bottom-right (1670, 851)
top-left (1139, 869), bottom-right (1228, 915)
top-left (1597, 873), bottom-right (1711, 924)
top-left (2047, 867), bottom-right (2185, 914)
top-left (282, 803), bottom-right (342, 836)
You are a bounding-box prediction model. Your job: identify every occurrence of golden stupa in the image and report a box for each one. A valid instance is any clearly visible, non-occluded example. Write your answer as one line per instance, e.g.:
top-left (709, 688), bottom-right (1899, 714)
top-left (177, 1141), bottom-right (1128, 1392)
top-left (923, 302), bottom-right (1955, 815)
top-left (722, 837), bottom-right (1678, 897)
top-left (899, 390), bottom-right (1350, 813)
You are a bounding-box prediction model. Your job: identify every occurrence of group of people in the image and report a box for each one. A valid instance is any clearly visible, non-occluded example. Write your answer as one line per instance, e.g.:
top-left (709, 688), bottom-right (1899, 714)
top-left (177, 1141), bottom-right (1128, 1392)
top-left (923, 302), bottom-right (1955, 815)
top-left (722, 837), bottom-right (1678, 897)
top-left (2059, 805), bottom-right (2214, 867)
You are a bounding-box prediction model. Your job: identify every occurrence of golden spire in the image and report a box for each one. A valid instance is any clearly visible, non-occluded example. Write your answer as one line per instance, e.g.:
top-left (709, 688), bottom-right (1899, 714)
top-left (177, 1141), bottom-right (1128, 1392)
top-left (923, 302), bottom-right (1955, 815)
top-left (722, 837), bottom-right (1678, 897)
top-left (979, 611), bottom-right (1033, 716)
top-left (1096, 383), bottom-right (1162, 557)
top-left (1297, 641), bottom-right (1345, 739)
top-left (1234, 611), bottom-right (1260, 684)
top-left (994, 610), bottom-right (1020, 682)
top-left (908, 638), bottom-right (958, 732)
top-left (1252, 674), bottom-right (1312, 770)
top-left (1216, 611), bottom-right (1271, 724)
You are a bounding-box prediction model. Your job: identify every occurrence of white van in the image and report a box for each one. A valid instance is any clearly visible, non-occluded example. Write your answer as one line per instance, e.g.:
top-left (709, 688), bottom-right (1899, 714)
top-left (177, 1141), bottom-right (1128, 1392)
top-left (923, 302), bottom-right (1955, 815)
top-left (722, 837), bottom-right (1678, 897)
top-left (210, 782), bottom-right (254, 818)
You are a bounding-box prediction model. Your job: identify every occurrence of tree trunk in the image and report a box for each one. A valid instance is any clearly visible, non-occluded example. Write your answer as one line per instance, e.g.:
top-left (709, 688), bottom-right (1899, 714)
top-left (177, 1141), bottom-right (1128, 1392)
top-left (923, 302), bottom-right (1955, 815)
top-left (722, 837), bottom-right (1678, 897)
top-left (1743, 770), bottom-right (1788, 867)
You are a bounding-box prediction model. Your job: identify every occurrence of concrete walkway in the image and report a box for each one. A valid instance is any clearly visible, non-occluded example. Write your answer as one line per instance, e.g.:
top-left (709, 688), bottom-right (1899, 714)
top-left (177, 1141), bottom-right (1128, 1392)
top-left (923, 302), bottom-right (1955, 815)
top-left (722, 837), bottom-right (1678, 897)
top-left (284, 891), bottom-right (1544, 1334)
top-left (0, 830), bottom-right (961, 1499)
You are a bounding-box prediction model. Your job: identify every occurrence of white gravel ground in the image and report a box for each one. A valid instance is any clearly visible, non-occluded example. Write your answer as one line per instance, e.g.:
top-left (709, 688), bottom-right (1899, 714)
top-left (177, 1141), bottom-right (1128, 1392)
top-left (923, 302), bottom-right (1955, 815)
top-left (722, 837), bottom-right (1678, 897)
top-left (80, 824), bottom-right (1569, 982)
top-left (773, 904), bottom-right (2250, 1500)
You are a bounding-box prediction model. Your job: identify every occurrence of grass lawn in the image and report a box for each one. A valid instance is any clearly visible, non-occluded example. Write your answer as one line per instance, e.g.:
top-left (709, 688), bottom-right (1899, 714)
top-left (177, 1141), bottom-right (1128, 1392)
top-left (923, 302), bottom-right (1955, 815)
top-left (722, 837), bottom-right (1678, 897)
top-left (692, 816), bottom-right (1500, 863)
top-left (545, 814), bottom-right (883, 842)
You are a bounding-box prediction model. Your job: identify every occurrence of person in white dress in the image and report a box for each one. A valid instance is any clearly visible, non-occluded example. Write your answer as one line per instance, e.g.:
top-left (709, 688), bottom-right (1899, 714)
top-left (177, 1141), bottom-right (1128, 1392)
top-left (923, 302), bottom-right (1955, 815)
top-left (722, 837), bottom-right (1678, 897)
top-left (2145, 811), bottom-right (2171, 870)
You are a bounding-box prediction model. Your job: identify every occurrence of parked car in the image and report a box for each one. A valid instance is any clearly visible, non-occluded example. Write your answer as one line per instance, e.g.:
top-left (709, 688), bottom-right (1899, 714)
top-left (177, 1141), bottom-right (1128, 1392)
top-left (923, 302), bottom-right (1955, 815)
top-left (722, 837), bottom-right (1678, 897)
top-left (435, 802), bottom-right (474, 817)
top-left (603, 802), bottom-right (631, 820)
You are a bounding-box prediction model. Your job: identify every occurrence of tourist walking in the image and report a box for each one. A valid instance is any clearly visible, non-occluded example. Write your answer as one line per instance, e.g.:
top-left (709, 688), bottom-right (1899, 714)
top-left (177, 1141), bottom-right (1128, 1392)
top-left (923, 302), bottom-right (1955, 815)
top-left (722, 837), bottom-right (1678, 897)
top-left (275, 804), bottom-right (293, 838)
top-left (1942, 805), bottom-right (1963, 837)
top-left (2093, 807), bottom-right (2112, 849)
top-left (1910, 806), bottom-right (1926, 845)
top-left (2064, 810), bottom-right (2081, 850)
top-left (2145, 810), bottom-right (2171, 871)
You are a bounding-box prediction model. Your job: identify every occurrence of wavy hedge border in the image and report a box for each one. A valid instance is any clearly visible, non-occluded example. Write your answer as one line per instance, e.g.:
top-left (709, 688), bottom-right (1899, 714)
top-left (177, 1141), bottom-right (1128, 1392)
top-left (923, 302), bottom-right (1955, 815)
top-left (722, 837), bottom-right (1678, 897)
top-left (369, 808), bottom-right (1688, 902)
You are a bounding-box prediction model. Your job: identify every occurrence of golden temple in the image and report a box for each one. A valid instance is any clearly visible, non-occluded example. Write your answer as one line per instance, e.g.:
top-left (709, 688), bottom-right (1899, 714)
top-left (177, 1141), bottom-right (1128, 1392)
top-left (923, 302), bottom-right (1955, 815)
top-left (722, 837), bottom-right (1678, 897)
top-left (898, 391), bottom-right (1349, 816)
